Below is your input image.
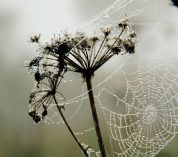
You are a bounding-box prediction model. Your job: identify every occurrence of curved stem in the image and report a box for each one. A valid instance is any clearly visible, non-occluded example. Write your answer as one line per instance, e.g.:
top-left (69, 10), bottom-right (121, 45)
top-left (53, 95), bottom-right (89, 157)
top-left (85, 77), bottom-right (107, 157)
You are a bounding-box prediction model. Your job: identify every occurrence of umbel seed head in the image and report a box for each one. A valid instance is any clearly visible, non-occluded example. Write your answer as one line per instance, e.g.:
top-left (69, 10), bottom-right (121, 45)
top-left (26, 19), bottom-right (137, 123)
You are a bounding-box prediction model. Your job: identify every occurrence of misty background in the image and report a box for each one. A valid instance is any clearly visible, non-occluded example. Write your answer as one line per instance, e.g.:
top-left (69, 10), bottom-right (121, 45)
top-left (0, 0), bottom-right (178, 157)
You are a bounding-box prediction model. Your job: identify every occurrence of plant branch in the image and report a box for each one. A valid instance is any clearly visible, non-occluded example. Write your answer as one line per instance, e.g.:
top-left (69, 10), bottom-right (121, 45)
top-left (53, 95), bottom-right (89, 157)
top-left (85, 77), bottom-right (107, 157)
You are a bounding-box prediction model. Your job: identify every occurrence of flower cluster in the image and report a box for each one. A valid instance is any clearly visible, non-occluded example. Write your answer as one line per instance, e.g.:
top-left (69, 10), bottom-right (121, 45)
top-left (26, 20), bottom-right (136, 123)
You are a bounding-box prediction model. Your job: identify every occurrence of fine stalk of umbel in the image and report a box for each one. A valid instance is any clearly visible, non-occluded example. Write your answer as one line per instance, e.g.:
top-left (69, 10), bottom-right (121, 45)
top-left (85, 77), bottom-right (107, 157)
top-left (53, 95), bottom-right (89, 157)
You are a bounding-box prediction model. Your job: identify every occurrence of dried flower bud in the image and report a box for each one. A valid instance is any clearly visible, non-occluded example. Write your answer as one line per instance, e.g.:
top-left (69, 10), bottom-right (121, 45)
top-left (123, 40), bottom-right (135, 54)
top-left (35, 71), bottom-right (43, 83)
top-left (29, 57), bottom-right (42, 67)
top-left (29, 92), bottom-right (36, 104)
top-left (111, 46), bottom-right (121, 55)
top-left (116, 38), bottom-right (123, 46)
top-left (44, 44), bottom-right (55, 54)
top-left (33, 115), bottom-right (41, 123)
top-left (42, 109), bottom-right (48, 118)
top-left (29, 110), bottom-right (41, 123)
top-left (30, 34), bottom-right (41, 43)
top-left (101, 27), bottom-right (111, 36)
top-left (118, 20), bottom-right (128, 28)
top-left (129, 32), bottom-right (136, 38)
top-left (29, 110), bottom-right (36, 117)
top-left (42, 105), bottom-right (48, 118)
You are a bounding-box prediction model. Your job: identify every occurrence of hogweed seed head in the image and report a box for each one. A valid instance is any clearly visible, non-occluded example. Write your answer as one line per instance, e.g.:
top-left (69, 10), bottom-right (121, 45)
top-left (26, 19), bottom-right (136, 123)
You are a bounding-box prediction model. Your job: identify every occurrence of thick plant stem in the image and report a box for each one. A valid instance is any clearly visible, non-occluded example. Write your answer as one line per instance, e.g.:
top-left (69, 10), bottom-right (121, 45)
top-left (53, 95), bottom-right (89, 157)
top-left (86, 77), bottom-right (107, 157)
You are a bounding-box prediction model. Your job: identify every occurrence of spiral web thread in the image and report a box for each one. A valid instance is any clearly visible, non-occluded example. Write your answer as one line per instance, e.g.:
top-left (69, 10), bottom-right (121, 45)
top-left (95, 55), bottom-right (178, 157)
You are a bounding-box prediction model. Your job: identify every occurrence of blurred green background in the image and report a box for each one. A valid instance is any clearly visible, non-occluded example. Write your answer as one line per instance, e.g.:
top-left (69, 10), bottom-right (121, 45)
top-left (0, 0), bottom-right (178, 157)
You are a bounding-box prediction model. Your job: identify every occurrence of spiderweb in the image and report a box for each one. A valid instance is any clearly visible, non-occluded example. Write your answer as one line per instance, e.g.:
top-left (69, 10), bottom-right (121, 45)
top-left (95, 55), bottom-right (178, 157)
top-left (43, 54), bottom-right (178, 157)
top-left (34, 0), bottom-right (178, 156)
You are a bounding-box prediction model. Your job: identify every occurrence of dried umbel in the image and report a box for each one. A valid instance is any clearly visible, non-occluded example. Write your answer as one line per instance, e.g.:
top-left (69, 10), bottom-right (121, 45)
top-left (26, 20), bottom-right (136, 120)
top-left (25, 20), bottom-right (136, 157)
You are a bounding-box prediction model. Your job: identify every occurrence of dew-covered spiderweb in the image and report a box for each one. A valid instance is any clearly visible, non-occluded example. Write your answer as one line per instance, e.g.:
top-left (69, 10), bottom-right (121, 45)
top-left (33, 0), bottom-right (178, 156)
top-left (42, 54), bottom-right (178, 157)
top-left (95, 55), bottom-right (178, 157)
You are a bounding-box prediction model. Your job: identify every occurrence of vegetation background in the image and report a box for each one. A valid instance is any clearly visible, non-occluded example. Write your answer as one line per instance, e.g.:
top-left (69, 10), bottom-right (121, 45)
top-left (0, 0), bottom-right (178, 156)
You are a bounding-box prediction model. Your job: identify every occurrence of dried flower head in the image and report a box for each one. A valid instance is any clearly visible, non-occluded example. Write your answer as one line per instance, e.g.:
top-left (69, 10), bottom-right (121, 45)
top-left (25, 20), bottom-right (137, 157)
top-left (26, 19), bottom-right (136, 123)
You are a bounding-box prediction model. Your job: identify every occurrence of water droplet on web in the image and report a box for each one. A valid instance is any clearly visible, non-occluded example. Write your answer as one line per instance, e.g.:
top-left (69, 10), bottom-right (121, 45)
top-left (134, 8), bottom-right (141, 16)
top-left (104, 14), bottom-right (109, 18)
top-left (113, 94), bottom-right (117, 97)
top-left (63, 80), bottom-right (67, 83)
top-left (176, 118), bottom-right (178, 124)
top-left (175, 95), bottom-right (178, 103)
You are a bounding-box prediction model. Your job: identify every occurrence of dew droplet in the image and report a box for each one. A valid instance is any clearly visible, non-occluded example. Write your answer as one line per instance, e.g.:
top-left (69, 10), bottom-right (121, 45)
top-left (104, 14), bottom-right (109, 18)
top-left (63, 80), bottom-right (67, 83)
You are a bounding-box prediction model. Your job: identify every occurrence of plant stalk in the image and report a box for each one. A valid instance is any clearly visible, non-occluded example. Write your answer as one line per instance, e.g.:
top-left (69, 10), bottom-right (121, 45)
top-left (85, 77), bottom-right (107, 157)
top-left (53, 95), bottom-right (89, 157)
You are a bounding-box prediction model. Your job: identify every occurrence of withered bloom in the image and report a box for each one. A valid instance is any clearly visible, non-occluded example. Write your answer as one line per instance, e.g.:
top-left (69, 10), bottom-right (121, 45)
top-left (26, 20), bottom-right (136, 121)
top-left (25, 19), bottom-right (136, 157)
